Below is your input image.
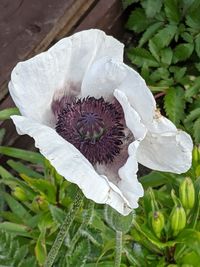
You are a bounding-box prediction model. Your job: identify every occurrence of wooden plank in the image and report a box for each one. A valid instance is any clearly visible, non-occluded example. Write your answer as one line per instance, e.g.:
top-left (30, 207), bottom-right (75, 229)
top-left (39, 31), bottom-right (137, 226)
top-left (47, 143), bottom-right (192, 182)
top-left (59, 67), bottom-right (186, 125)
top-left (0, 0), bottom-right (96, 101)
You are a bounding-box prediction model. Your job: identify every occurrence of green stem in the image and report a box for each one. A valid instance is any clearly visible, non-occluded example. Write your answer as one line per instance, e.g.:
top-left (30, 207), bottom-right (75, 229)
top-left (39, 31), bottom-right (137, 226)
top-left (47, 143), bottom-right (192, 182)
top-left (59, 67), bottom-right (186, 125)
top-left (44, 189), bottom-right (84, 267)
top-left (114, 230), bottom-right (122, 267)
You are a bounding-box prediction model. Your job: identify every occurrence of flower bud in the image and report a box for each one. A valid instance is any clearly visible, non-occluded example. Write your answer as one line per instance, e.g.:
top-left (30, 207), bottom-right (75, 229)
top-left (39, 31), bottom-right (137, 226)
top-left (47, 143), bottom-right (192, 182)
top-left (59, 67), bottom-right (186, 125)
top-left (170, 205), bottom-right (186, 236)
top-left (151, 211), bottom-right (165, 238)
top-left (179, 177), bottom-right (195, 210)
top-left (32, 196), bottom-right (48, 212)
top-left (192, 146), bottom-right (199, 164)
top-left (12, 187), bottom-right (28, 201)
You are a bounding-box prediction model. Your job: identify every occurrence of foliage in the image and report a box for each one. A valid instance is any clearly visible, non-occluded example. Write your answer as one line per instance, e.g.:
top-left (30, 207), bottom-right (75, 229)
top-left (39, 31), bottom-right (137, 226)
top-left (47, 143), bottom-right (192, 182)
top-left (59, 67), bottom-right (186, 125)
top-left (1, 143), bottom-right (200, 266)
top-left (125, 0), bottom-right (200, 143)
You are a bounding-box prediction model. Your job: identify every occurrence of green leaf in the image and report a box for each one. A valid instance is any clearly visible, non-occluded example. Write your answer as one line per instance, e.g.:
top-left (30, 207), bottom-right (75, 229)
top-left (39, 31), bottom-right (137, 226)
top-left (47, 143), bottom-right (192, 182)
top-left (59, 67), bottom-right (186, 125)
top-left (177, 229), bottom-right (200, 256)
top-left (140, 171), bottom-right (172, 189)
top-left (2, 192), bottom-right (31, 221)
top-left (139, 22), bottom-right (164, 47)
top-left (150, 68), bottom-right (169, 82)
top-left (181, 32), bottom-right (193, 43)
top-left (0, 107), bottom-right (20, 120)
top-left (122, 0), bottom-right (138, 9)
top-left (148, 39), bottom-right (160, 62)
top-left (164, 87), bottom-right (185, 126)
top-left (151, 25), bottom-right (177, 49)
top-left (49, 205), bottom-right (66, 225)
top-left (195, 34), bottom-right (200, 58)
top-left (127, 47), bottom-right (159, 67)
top-left (69, 239), bottom-right (90, 267)
top-left (21, 174), bottom-right (56, 203)
top-left (186, 2), bottom-right (200, 30)
top-left (142, 0), bottom-right (163, 19)
top-left (0, 146), bottom-right (44, 164)
top-left (126, 8), bottom-right (152, 33)
top-left (184, 108), bottom-right (200, 123)
top-left (35, 229), bottom-right (47, 266)
top-left (0, 222), bottom-right (32, 237)
top-left (185, 77), bottom-right (200, 99)
top-left (193, 117), bottom-right (200, 143)
top-left (173, 43), bottom-right (194, 63)
top-left (160, 47), bottom-right (173, 65)
top-left (164, 0), bottom-right (181, 24)
top-left (7, 160), bottom-right (44, 178)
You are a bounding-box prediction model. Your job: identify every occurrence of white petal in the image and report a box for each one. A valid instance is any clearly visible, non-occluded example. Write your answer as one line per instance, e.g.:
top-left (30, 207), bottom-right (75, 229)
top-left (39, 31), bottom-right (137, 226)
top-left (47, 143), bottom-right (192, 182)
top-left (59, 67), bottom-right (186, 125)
top-left (81, 58), bottom-right (156, 123)
top-left (118, 141), bottom-right (144, 208)
top-left (9, 30), bottom-right (124, 125)
top-left (137, 116), bottom-right (193, 173)
top-left (114, 89), bottom-right (147, 140)
top-left (11, 115), bottom-right (132, 215)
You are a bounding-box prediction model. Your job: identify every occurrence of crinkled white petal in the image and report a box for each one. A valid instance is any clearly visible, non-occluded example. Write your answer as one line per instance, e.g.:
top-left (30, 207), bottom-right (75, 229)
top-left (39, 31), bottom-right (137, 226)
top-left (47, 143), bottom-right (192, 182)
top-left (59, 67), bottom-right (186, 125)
top-left (9, 30), bottom-right (124, 125)
top-left (118, 141), bottom-right (144, 208)
top-left (81, 58), bottom-right (156, 123)
top-left (114, 89), bottom-right (147, 140)
top-left (137, 115), bottom-right (193, 173)
top-left (11, 115), bottom-right (133, 215)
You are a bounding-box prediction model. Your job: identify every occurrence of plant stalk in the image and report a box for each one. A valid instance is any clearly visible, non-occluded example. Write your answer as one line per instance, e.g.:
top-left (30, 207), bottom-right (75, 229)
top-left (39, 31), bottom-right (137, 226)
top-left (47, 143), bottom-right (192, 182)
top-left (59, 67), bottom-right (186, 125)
top-left (44, 189), bottom-right (84, 267)
top-left (114, 230), bottom-right (122, 267)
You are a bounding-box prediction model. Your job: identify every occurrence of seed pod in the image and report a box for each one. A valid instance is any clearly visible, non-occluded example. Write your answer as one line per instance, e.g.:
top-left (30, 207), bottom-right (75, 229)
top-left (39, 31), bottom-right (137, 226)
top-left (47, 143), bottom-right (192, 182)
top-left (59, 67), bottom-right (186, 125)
top-left (151, 211), bottom-right (165, 238)
top-left (179, 177), bottom-right (195, 210)
top-left (170, 205), bottom-right (186, 236)
top-left (12, 187), bottom-right (28, 201)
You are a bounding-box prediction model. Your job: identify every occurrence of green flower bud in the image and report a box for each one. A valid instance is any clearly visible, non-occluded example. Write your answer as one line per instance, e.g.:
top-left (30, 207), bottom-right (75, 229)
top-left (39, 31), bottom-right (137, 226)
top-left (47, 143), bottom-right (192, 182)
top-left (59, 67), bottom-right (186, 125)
top-left (179, 177), bottom-right (195, 210)
top-left (32, 196), bottom-right (48, 212)
top-left (12, 187), bottom-right (28, 201)
top-left (170, 205), bottom-right (186, 236)
top-left (151, 211), bottom-right (165, 238)
top-left (192, 146), bottom-right (199, 164)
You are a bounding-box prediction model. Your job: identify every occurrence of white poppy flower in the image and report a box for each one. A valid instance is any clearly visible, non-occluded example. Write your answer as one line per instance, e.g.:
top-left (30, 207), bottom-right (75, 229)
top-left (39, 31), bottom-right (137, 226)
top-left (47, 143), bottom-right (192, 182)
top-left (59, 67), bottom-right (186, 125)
top-left (9, 29), bottom-right (193, 215)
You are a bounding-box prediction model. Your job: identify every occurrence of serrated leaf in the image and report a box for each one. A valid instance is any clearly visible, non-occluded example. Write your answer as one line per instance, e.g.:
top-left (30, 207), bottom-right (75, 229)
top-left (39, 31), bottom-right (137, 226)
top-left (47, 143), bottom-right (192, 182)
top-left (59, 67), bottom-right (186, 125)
top-left (186, 3), bottom-right (200, 30)
top-left (126, 8), bottom-right (152, 33)
top-left (151, 25), bottom-right (177, 49)
top-left (49, 205), bottom-right (65, 225)
top-left (139, 22), bottom-right (164, 47)
top-left (0, 108), bottom-right (20, 120)
top-left (148, 39), bottom-right (160, 62)
top-left (181, 32), bottom-right (193, 43)
top-left (160, 47), bottom-right (173, 65)
top-left (184, 108), bottom-right (200, 123)
top-left (142, 0), bottom-right (163, 19)
top-left (185, 77), bottom-right (200, 99)
top-left (173, 43), bottom-right (194, 63)
top-left (0, 146), bottom-right (44, 164)
top-left (195, 34), bottom-right (200, 58)
top-left (150, 68), bottom-right (169, 82)
top-left (20, 174), bottom-right (56, 203)
top-left (164, 0), bottom-right (181, 24)
top-left (164, 87), bottom-right (185, 126)
top-left (69, 239), bottom-right (90, 267)
top-left (127, 47), bottom-right (159, 67)
top-left (193, 117), bottom-right (200, 143)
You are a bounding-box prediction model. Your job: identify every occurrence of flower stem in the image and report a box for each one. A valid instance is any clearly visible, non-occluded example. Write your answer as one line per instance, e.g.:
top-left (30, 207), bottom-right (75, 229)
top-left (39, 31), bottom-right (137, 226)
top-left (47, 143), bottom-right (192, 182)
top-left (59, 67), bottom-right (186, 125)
top-left (114, 230), bottom-right (123, 267)
top-left (44, 189), bottom-right (84, 267)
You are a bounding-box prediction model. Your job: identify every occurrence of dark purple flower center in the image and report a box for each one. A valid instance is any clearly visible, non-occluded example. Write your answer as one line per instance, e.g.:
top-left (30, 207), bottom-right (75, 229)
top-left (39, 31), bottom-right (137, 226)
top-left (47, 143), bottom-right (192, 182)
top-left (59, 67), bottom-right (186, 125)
top-left (55, 97), bottom-right (125, 164)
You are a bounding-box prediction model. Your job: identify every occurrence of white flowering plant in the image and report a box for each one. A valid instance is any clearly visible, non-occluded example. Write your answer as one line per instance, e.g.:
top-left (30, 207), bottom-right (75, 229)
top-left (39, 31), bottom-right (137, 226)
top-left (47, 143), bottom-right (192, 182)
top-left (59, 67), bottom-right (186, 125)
top-left (0, 24), bottom-right (199, 266)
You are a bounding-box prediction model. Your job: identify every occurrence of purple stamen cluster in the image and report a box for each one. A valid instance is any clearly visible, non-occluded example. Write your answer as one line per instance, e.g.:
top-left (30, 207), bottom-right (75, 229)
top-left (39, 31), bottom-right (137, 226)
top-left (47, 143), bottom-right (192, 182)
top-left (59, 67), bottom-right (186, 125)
top-left (55, 96), bottom-right (125, 164)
